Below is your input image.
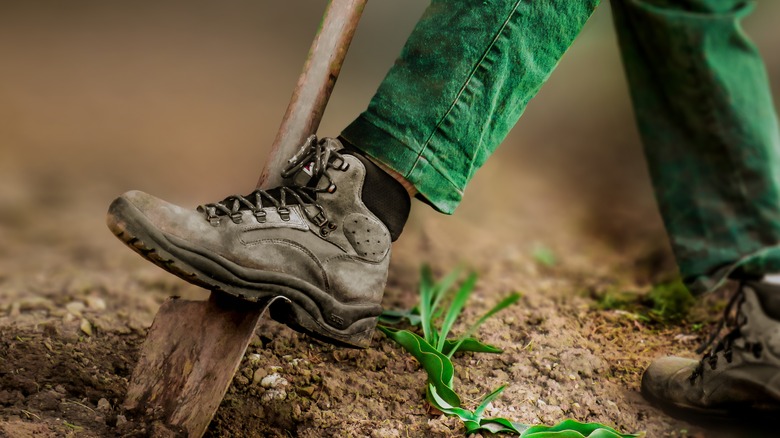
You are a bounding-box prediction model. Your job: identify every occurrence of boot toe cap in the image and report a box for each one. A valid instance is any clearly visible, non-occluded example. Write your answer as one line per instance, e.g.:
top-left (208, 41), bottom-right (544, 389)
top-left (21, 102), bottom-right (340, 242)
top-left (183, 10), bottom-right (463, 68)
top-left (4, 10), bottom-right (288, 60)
top-left (642, 356), bottom-right (699, 405)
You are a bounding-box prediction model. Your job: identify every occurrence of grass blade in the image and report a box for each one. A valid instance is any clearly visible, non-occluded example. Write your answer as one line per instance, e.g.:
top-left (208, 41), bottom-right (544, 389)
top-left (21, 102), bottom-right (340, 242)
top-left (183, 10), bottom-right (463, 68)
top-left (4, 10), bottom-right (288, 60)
top-left (430, 267), bottom-right (462, 319)
top-left (441, 338), bottom-right (503, 356)
top-left (436, 273), bottom-right (478, 351)
top-left (419, 265), bottom-right (435, 344)
top-left (447, 292), bottom-right (521, 358)
top-left (474, 385), bottom-right (506, 418)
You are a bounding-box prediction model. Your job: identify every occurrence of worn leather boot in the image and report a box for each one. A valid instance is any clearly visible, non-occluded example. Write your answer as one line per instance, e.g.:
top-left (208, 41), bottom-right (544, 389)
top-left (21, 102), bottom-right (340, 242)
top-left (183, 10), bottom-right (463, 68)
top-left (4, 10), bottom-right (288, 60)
top-left (642, 281), bottom-right (780, 419)
top-left (106, 136), bottom-right (407, 348)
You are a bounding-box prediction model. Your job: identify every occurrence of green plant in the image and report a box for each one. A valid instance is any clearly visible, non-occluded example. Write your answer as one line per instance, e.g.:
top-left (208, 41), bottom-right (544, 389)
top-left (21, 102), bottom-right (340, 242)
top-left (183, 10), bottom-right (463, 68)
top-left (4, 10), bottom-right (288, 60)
top-left (593, 278), bottom-right (694, 324)
top-left (532, 244), bottom-right (557, 268)
top-left (379, 266), bottom-right (640, 437)
top-left (646, 278), bottom-right (694, 323)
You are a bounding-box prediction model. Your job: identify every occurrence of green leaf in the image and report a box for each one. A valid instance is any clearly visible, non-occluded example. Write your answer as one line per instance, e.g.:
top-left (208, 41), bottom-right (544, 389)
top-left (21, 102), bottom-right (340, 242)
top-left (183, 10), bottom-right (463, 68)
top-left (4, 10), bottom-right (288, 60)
top-left (441, 338), bottom-right (503, 356)
top-left (474, 385), bottom-right (506, 418)
top-left (430, 267), bottom-right (463, 320)
top-left (426, 384), bottom-right (475, 420)
top-left (448, 292), bottom-right (521, 358)
top-left (466, 417), bottom-right (526, 435)
top-left (378, 308), bottom-right (422, 326)
top-left (437, 273), bottom-right (478, 351)
top-left (419, 265), bottom-right (436, 345)
top-left (377, 326), bottom-right (460, 407)
top-left (520, 419), bottom-right (641, 437)
top-left (532, 245), bottom-right (557, 267)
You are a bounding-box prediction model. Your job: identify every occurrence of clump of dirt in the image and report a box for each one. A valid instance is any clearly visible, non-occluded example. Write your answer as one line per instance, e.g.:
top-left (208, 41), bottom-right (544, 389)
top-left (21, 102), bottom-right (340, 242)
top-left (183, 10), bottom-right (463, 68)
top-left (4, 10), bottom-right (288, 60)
top-left (0, 323), bottom-right (143, 437)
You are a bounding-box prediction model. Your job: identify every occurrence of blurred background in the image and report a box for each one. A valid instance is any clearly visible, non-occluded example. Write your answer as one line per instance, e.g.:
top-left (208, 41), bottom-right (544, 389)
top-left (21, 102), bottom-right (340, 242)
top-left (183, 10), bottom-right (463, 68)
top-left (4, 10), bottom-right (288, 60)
top-left (1, 0), bottom-right (780, 279)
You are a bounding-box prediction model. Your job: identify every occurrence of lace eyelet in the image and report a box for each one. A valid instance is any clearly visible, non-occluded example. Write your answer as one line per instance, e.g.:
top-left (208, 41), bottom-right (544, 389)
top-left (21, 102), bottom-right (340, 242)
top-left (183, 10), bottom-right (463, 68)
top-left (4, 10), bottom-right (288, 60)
top-left (312, 212), bottom-right (328, 227)
top-left (278, 207), bottom-right (291, 221)
top-left (230, 213), bottom-right (243, 224)
top-left (330, 156), bottom-right (349, 171)
top-left (208, 216), bottom-right (221, 226)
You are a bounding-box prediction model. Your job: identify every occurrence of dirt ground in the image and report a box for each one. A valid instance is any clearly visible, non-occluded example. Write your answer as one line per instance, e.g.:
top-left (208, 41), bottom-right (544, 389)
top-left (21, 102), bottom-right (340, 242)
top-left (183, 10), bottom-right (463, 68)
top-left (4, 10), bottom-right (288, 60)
top-left (0, 153), bottom-right (744, 438)
top-left (0, 164), bottom-right (690, 438)
top-left (2, 2), bottom-right (780, 437)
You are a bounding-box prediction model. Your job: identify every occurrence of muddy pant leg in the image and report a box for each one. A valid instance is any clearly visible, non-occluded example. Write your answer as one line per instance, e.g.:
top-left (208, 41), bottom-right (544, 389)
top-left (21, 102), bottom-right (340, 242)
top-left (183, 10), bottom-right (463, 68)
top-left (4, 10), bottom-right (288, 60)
top-left (610, 0), bottom-right (780, 294)
top-left (341, 0), bottom-right (600, 214)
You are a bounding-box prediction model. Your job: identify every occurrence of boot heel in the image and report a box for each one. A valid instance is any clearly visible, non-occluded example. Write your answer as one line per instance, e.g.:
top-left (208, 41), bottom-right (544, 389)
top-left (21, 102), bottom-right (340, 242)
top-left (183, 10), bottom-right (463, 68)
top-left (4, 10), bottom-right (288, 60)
top-left (269, 299), bottom-right (376, 348)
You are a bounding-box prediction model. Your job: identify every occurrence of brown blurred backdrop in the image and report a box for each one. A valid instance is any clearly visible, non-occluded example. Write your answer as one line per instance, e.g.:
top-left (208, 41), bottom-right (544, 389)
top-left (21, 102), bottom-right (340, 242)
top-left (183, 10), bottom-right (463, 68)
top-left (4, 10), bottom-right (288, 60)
top-left (1, 0), bottom-right (779, 271)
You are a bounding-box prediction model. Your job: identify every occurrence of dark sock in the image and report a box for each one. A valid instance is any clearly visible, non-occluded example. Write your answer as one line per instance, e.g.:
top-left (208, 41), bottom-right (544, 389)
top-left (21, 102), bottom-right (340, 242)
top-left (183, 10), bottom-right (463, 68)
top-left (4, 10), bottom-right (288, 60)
top-left (338, 137), bottom-right (410, 241)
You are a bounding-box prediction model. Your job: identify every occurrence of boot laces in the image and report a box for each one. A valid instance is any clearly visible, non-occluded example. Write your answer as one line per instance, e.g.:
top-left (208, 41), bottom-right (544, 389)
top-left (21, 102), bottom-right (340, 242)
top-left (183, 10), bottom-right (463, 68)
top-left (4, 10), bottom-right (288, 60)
top-left (198, 136), bottom-right (349, 236)
top-left (689, 285), bottom-right (763, 383)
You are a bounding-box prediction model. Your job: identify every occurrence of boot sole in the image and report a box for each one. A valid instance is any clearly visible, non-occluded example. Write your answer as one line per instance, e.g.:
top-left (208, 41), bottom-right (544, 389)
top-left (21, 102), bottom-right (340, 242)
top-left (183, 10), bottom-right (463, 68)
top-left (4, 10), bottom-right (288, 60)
top-left (106, 197), bottom-right (380, 348)
top-left (641, 384), bottom-right (780, 429)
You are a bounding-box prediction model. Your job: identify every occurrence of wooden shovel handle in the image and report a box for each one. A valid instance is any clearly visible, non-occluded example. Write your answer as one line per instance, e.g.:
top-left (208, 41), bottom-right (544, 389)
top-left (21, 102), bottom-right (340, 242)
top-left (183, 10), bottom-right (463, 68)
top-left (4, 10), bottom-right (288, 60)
top-left (257, 0), bottom-right (368, 189)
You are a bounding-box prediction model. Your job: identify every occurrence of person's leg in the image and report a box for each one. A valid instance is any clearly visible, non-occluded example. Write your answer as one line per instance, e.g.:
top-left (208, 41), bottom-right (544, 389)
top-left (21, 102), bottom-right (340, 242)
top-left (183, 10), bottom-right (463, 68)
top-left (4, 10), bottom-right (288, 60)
top-left (342, 0), bottom-right (600, 215)
top-left (611, 0), bottom-right (780, 294)
top-left (611, 0), bottom-right (780, 417)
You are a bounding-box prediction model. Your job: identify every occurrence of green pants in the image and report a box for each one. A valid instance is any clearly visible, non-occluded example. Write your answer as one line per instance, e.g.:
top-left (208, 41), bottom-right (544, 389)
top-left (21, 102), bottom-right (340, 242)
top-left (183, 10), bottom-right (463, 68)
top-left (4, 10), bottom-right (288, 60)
top-left (341, 0), bottom-right (780, 294)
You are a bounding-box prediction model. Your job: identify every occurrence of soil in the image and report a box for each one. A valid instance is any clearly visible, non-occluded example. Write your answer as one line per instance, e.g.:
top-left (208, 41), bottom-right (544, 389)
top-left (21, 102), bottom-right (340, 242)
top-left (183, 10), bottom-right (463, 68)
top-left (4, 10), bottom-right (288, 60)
top-left (0, 167), bottom-right (752, 438)
top-left (2, 3), bottom-right (779, 437)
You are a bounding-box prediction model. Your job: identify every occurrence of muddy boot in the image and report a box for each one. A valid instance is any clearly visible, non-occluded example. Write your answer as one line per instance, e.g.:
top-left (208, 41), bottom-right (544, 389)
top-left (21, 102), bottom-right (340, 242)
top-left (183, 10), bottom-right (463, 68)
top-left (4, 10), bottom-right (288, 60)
top-left (106, 136), bottom-right (410, 348)
top-left (642, 280), bottom-right (780, 420)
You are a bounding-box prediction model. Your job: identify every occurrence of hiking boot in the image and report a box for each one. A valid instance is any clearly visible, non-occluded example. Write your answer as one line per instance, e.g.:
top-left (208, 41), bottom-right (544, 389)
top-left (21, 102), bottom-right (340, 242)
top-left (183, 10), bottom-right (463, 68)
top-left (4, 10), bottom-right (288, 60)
top-left (106, 136), bottom-right (409, 348)
top-left (642, 280), bottom-right (780, 419)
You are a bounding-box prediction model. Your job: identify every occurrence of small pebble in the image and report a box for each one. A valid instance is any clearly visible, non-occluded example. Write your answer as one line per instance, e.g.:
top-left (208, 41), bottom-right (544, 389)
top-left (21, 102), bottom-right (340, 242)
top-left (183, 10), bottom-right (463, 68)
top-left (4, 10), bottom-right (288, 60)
top-left (97, 398), bottom-right (111, 411)
top-left (80, 318), bottom-right (93, 336)
top-left (235, 375), bottom-right (250, 387)
top-left (252, 368), bottom-right (268, 385)
top-left (86, 297), bottom-right (107, 311)
top-left (260, 373), bottom-right (288, 389)
top-left (261, 388), bottom-right (286, 402)
top-left (116, 414), bottom-right (128, 427)
top-left (66, 301), bottom-right (86, 316)
top-left (247, 353), bottom-right (262, 366)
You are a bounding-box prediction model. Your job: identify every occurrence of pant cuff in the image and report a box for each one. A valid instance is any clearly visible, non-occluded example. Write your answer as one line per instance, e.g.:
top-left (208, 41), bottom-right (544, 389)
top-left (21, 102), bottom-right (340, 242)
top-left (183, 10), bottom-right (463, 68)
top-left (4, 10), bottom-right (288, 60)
top-left (686, 244), bottom-right (780, 294)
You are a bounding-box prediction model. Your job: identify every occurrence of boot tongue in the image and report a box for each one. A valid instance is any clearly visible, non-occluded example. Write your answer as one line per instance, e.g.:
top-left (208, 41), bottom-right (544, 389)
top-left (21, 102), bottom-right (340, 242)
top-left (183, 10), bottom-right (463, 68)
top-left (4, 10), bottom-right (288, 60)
top-left (289, 160), bottom-right (337, 193)
top-left (291, 161), bottom-right (319, 187)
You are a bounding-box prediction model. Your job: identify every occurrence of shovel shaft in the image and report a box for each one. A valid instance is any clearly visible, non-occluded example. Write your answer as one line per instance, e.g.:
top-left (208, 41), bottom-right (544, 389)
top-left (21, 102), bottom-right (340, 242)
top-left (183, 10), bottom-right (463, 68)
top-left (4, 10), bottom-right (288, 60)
top-left (258, 0), bottom-right (368, 189)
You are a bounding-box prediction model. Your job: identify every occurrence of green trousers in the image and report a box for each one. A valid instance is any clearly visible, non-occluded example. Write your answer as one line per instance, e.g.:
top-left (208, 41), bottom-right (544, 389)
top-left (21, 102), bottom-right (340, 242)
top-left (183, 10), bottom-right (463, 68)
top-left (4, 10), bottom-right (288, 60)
top-left (340, 0), bottom-right (780, 294)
